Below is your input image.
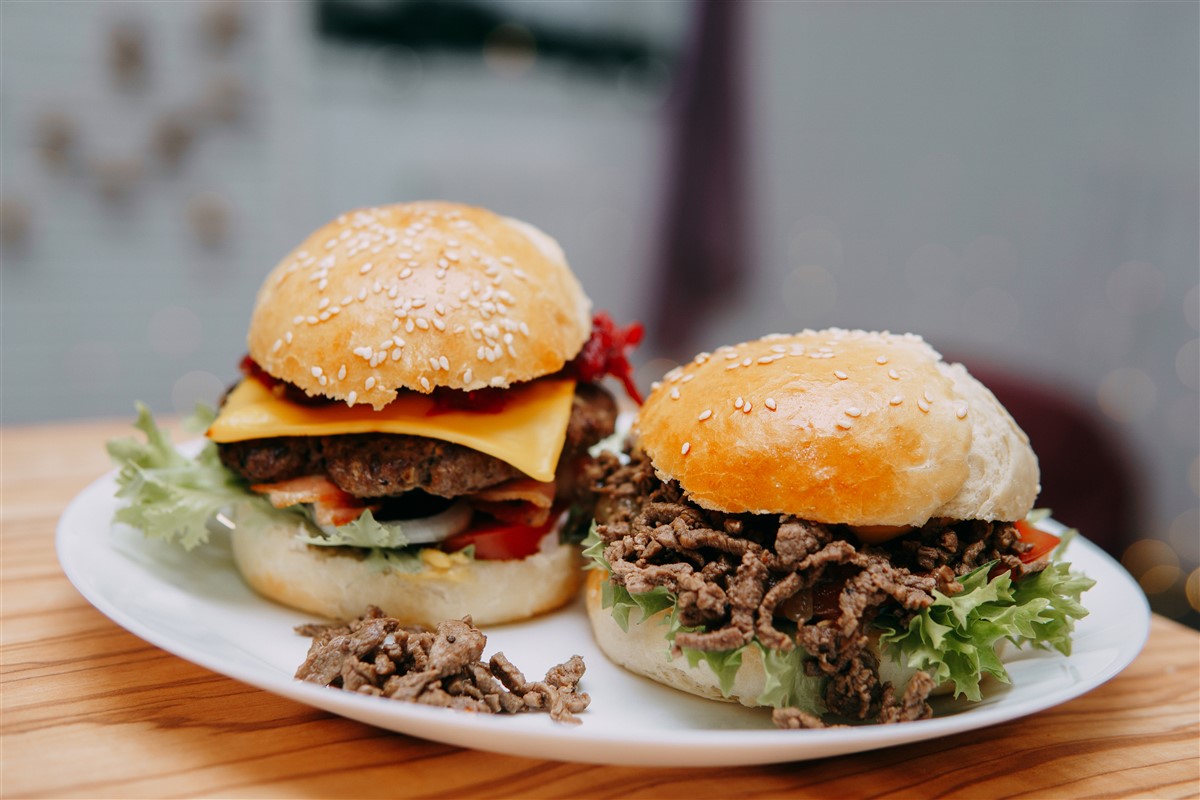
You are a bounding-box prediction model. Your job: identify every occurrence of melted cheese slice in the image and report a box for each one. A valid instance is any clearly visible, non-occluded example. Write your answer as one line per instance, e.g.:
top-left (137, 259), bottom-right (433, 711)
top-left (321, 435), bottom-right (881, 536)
top-left (207, 378), bottom-right (576, 483)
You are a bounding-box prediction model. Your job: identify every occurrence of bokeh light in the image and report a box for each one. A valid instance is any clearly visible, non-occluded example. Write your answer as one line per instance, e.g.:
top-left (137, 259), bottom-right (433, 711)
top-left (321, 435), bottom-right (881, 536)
top-left (1097, 367), bottom-right (1157, 423)
top-left (1186, 568), bottom-right (1200, 614)
top-left (483, 23), bottom-right (537, 77)
top-left (1168, 508), bottom-right (1200, 563)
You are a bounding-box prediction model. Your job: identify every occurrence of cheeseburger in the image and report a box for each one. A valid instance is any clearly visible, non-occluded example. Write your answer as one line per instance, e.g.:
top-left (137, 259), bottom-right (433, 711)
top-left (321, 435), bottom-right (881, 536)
top-left (584, 329), bottom-right (1093, 728)
top-left (112, 201), bottom-right (641, 626)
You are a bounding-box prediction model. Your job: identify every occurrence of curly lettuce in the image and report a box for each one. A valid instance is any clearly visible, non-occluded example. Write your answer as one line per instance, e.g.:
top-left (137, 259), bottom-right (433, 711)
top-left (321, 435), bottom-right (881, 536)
top-left (585, 522), bottom-right (1095, 713)
top-left (106, 405), bottom-right (447, 570)
top-left (583, 525), bottom-right (826, 715)
top-left (106, 403), bottom-right (252, 550)
top-left (875, 559), bottom-right (1095, 702)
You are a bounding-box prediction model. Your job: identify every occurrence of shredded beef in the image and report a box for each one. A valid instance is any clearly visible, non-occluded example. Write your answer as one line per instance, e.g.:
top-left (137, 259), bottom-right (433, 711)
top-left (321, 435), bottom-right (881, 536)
top-left (295, 607), bottom-right (589, 723)
top-left (588, 448), bottom-right (1044, 729)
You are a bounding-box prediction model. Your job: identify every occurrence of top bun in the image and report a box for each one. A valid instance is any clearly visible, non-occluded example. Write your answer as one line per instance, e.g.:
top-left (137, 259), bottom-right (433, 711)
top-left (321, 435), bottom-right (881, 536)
top-left (247, 201), bottom-right (592, 409)
top-left (636, 329), bottom-right (1039, 527)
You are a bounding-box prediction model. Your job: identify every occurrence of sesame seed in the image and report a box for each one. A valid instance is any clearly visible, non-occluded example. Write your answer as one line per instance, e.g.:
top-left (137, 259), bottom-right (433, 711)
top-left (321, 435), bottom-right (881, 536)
top-left (725, 352), bottom-right (740, 360)
top-left (956, 404), bottom-right (969, 419)
top-left (698, 409), bottom-right (713, 421)
top-left (399, 268), bottom-right (413, 279)
top-left (439, 355), bottom-right (450, 371)
top-left (317, 298), bottom-right (330, 310)
top-left (765, 398), bottom-right (777, 411)
top-left (845, 407), bottom-right (862, 418)
top-left (311, 366), bottom-right (323, 378)
top-left (293, 315), bottom-right (304, 325)
top-left (834, 370), bottom-right (849, 380)
top-left (923, 390), bottom-right (933, 404)
top-left (670, 388), bottom-right (680, 400)
top-left (742, 357), bottom-right (753, 367)
top-left (360, 263), bottom-right (373, 274)
top-left (757, 356), bottom-right (775, 364)
top-left (272, 338), bottom-right (283, 353)
top-left (463, 368), bottom-right (473, 384)
top-left (681, 441), bottom-right (691, 456)
top-left (347, 390), bottom-right (357, 405)
top-left (365, 377), bottom-right (376, 390)
top-left (735, 396), bottom-right (744, 409)
top-left (681, 373), bottom-right (695, 383)
top-left (435, 303), bottom-right (446, 316)
top-left (918, 398), bottom-right (930, 413)
top-left (337, 365), bottom-right (347, 381)
top-left (876, 355), bottom-right (889, 365)
top-left (890, 395), bottom-right (903, 405)
top-left (391, 348), bottom-right (402, 361)
top-left (420, 376), bottom-right (432, 391)
top-left (285, 331), bottom-right (293, 344)
top-left (771, 345), bottom-right (788, 354)
top-left (489, 376), bottom-right (505, 387)
top-left (429, 357), bottom-right (440, 371)
top-left (416, 318), bottom-right (430, 330)
top-left (888, 369), bottom-right (901, 380)
top-left (743, 402), bottom-right (752, 413)
top-left (433, 318), bottom-right (446, 331)
top-left (836, 421), bottom-right (853, 430)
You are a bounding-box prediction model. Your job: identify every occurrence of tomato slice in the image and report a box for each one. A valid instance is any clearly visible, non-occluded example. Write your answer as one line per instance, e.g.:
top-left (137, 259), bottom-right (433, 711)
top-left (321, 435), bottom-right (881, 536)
top-left (442, 513), bottom-right (559, 560)
top-left (1015, 519), bottom-right (1061, 563)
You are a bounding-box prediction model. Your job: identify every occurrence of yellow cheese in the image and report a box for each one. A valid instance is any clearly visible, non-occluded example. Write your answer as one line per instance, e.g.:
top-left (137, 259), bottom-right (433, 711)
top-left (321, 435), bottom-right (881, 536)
top-left (207, 378), bottom-right (577, 483)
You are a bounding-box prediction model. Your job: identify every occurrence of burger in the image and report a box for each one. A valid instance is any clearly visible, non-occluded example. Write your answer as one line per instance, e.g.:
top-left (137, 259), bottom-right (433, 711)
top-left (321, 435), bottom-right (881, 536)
top-left (109, 201), bottom-right (641, 626)
top-left (583, 329), bottom-right (1094, 728)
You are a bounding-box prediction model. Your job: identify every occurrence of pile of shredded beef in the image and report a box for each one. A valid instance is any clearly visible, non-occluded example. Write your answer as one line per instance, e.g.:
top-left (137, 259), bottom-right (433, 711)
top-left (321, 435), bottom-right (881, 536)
top-left (588, 450), bottom-right (1047, 729)
top-left (295, 607), bottom-right (589, 723)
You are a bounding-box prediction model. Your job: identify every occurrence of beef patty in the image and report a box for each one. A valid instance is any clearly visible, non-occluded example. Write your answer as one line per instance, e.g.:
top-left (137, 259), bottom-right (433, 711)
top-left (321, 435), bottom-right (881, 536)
top-left (218, 381), bottom-right (618, 499)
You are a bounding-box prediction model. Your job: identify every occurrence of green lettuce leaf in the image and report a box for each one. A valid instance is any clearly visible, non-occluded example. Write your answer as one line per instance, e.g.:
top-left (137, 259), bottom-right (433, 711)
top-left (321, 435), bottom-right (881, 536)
top-left (106, 405), bottom-right (466, 570)
top-left (107, 403), bottom-right (254, 550)
top-left (875, 560), bottom-right (1096, 701)
top-left (582, 523), bottom-right (826, 715)
top-left (295, 509), bottom-right (413, 549)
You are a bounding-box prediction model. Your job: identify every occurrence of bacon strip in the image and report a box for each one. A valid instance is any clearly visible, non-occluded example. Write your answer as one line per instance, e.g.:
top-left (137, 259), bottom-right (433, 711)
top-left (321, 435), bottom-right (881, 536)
top-left (468, 478), bottom-right (556, 527)
top-left (250, 475), bottom-right (376, 527)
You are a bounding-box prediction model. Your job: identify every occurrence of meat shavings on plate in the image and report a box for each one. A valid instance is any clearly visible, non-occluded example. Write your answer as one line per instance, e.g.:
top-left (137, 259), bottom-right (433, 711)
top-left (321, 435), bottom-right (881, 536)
top-left (294, 607), bottom-right (590, 723)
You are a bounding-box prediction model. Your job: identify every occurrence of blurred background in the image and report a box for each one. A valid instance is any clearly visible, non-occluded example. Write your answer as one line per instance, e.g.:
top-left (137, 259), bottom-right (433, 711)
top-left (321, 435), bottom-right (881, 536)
top-left (1, 0), bottom-right (1196, 626)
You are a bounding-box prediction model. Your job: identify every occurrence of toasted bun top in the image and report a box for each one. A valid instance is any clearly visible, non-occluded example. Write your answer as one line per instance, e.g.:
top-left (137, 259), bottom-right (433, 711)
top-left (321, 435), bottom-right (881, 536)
top-left (636, 329), bottom-right (1039, 527)
top-left (247, 201), bottom-right (592, 409)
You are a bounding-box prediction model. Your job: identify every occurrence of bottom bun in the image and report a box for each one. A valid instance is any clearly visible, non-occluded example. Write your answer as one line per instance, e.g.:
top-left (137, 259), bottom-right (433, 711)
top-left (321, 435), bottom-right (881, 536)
top-left (585, 569), bottom-right (771, 706)
top-left (585, 570), bottom-right (943, 707)
top-left (232, 510), bottom-right (582, 627)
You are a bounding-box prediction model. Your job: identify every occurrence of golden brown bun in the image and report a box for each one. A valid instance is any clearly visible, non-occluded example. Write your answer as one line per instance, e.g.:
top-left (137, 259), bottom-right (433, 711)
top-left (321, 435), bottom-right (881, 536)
top-left (636, 329), bottom-right (1039, 527)
top-left (247, 201), bottom-right (592, 410)
top-left (231, 510), bottom-right (581, 627)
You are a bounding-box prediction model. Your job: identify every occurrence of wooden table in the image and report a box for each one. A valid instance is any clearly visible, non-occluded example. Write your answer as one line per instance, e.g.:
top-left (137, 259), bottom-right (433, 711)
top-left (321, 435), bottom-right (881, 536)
top-left (4, 419), bottom-right (1198, 799)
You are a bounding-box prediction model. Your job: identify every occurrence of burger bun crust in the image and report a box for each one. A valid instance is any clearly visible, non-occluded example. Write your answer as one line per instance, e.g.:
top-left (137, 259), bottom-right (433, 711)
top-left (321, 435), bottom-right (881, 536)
top-left (232, 508), bottom-right (582, 627)
top-left (247, 201), bottom-right (592, 409)
top-left (636, 329), bottom-right (1039, 527)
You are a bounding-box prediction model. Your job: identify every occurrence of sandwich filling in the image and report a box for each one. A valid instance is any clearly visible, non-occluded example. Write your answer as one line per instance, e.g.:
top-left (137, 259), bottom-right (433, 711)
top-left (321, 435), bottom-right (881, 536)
top-left (586, 448), bottom-right (1094, 728)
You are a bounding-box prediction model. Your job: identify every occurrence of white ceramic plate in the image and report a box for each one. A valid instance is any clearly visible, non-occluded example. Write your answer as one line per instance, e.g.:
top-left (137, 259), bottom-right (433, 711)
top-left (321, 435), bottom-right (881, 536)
top-left (57, 462), bottom-right (1149, 767)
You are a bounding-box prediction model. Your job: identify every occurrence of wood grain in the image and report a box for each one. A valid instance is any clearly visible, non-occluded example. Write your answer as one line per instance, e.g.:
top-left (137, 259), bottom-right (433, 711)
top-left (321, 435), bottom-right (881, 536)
top-left (3, 419), bottom-right (1198, 799)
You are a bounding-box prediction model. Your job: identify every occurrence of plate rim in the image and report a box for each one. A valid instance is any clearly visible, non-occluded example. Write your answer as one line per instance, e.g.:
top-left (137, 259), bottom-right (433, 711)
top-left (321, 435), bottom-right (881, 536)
top-left (55, 463), bottom-right (1151, 767)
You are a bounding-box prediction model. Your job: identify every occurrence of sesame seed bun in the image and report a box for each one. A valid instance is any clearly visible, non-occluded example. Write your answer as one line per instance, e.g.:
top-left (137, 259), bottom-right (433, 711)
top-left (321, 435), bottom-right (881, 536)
top-left (635, 329), bottom-right (1039, 528)
top-left (232, 508), bottom-right (582, 628)
top-left (247, 201), bottom-right (592, 410)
